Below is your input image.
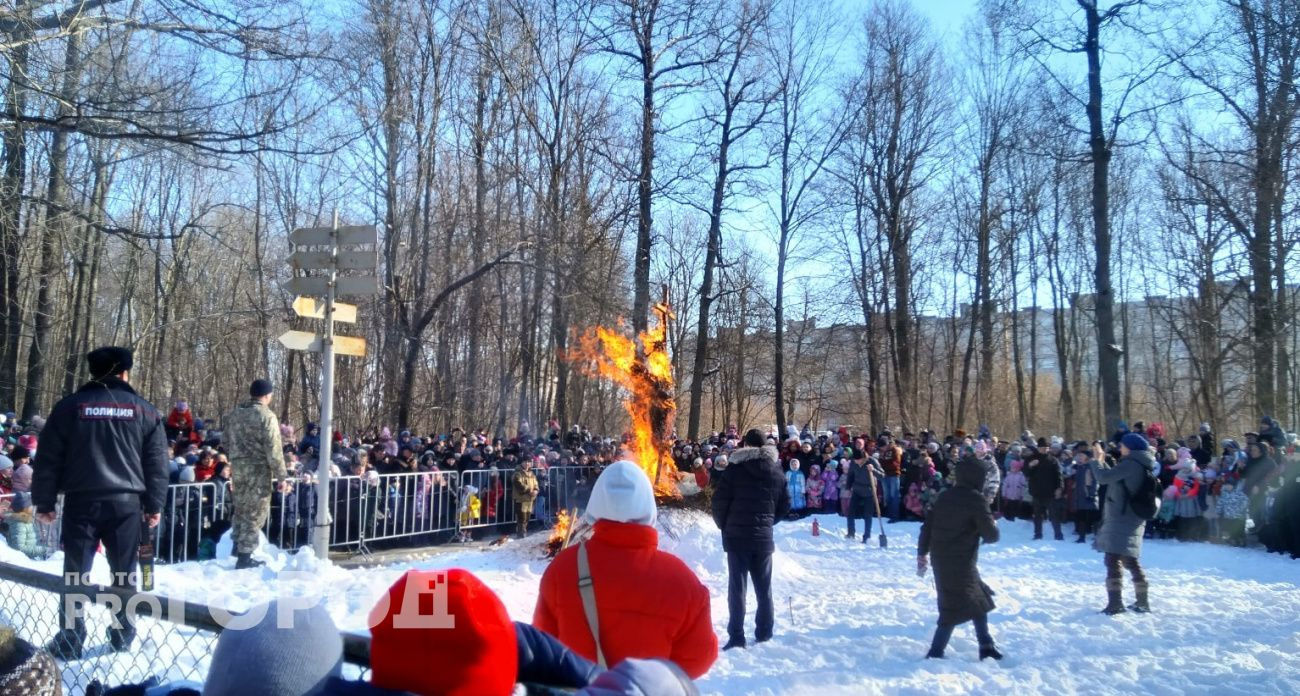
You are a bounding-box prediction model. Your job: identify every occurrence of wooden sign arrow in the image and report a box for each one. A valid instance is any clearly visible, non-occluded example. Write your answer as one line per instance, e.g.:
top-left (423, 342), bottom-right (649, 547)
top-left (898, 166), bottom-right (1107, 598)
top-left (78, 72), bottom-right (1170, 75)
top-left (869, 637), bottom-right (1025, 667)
top-left (287, 276), bottom-right (379, 297)
top-left (278, 330), bottom-right (367, 357)
top-left (288, 250), bottom-right (377, 272)
top-left (292, 296), bottom-right (358, 323)
top-left (290, 225), bottom-right (378, 246)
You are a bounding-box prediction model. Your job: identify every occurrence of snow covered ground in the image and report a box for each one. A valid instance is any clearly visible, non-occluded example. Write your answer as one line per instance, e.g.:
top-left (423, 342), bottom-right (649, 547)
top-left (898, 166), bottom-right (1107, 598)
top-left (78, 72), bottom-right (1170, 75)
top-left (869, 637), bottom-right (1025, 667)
top-left (4, 511), bottom-right (1300, 695)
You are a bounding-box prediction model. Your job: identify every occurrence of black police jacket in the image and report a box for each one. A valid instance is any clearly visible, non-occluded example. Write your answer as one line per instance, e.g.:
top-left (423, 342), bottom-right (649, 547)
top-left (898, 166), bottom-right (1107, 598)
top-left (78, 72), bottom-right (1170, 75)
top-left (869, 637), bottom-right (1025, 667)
top-left (31, 377), bottom-right (170, 514)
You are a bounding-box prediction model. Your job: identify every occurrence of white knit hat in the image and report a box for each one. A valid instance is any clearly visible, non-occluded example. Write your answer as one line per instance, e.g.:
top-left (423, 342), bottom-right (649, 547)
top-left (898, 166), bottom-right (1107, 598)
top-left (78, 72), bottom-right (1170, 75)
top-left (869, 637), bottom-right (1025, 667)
top-left (584, 460), bottom-right (657, 527)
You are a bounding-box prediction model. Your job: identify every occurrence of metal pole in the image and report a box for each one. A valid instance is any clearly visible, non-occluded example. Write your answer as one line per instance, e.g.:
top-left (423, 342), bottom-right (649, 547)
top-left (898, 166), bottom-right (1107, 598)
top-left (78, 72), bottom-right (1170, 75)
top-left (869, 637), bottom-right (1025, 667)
top-left (313, 209), bottom-right (340, 559)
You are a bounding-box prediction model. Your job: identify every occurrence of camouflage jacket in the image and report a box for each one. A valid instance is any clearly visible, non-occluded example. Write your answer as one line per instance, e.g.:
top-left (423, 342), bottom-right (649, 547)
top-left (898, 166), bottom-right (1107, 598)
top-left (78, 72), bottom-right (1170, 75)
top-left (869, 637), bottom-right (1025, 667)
top-left (223, 401), bottom-right (286, 491)
top-left (512, 466), bottom-right (539, 502)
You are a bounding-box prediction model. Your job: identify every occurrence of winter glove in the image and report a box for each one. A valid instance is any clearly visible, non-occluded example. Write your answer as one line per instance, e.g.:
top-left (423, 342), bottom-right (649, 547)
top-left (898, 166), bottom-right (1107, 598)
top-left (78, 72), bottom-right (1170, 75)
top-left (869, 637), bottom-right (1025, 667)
top-left (917, 555), bottom-right (928, 578)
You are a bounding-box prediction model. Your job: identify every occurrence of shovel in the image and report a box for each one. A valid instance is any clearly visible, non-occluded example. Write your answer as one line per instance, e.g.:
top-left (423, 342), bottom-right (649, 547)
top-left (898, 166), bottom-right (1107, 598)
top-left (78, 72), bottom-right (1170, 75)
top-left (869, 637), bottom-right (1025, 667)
top-left (868, 468), bottom-right (888, 548)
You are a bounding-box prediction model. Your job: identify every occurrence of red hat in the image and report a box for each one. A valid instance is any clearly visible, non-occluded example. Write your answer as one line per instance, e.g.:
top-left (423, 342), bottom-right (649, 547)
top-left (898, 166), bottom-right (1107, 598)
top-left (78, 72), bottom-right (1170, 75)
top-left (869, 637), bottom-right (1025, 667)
top-left (17, 434), bottom-right (36, 450)
top-left (368, 569), bottom-right (517, 696)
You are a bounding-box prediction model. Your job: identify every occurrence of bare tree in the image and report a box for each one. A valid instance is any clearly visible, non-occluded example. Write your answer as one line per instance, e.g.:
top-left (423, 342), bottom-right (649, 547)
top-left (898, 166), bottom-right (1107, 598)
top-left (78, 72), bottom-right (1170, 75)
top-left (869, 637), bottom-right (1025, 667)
top-left (767, 0), bottom-right (850, 435)
top-left (846, 0), bottom-right (946, 431)
top-left (684, 0), bottom-right (772, 439)
top-left (598, 0), bottom-right (721, 335)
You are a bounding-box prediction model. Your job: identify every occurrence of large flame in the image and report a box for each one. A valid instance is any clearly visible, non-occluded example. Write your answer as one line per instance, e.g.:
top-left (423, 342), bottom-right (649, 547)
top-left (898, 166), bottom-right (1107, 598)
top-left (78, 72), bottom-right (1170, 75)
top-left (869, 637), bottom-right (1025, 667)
top-left (546, 508), bottom-right (573, 557)
top-left (572, 302), bottom-right (680, 498)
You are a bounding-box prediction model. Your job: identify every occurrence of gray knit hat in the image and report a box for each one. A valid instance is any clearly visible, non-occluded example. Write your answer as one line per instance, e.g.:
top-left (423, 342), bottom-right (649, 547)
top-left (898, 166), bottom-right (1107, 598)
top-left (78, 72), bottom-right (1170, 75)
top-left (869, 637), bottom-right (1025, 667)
top-left (204, 600), bottom-right (343, 696)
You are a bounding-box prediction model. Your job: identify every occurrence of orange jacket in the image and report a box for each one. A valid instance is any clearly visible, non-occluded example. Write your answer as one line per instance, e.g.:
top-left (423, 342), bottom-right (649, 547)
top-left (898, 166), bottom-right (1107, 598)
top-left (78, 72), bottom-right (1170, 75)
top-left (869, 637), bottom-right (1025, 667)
top-left (533, 520), bottom-right (717, 679)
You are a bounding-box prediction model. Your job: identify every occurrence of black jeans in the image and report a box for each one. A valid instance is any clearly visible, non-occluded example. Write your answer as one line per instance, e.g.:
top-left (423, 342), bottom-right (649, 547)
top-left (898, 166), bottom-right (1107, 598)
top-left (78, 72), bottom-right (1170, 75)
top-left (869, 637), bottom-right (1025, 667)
top-left (1074, 509), bottom-right (1098, 538)
top-left (726, 551), bottom-right (774, 643)
top-left (60, 497), bottom-right (142, 638)
top-left (1033, 498), bottom-right (1063, 538)
top-left (846, 495), bottom-right (873, 538)
top-left (928, 613), bottom-right (994, 654)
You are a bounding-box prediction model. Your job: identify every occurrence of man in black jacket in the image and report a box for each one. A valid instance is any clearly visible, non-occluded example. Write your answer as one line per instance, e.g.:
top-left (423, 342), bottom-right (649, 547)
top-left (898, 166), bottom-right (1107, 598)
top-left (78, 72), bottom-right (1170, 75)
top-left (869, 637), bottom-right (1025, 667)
top-left (32, 346), bottom-right (170, 659)
top-left (711, 428), bottom-right (790, 651)
top-left (1024, 437), bottom-right (1064, 540)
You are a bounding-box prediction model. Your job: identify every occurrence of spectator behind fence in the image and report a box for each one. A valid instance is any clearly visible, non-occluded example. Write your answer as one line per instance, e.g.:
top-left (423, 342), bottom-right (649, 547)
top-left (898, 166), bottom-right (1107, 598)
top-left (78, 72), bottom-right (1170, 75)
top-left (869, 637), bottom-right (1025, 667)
top-left (3, 493), bottom-right (48, 561)
top-left (535, 461), bottom-right (717, 678)
top-left (32, 346), bottom-right (170, 660)
top-left (0, 625), bottom-right (61, 696)
top-left (203, 600), bottom-right (342, 696)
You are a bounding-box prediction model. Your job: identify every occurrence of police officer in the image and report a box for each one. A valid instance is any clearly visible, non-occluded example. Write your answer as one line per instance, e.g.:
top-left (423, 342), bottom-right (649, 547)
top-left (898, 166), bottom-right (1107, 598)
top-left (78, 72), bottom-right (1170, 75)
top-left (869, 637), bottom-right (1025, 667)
top-left (32, 346), bottom-right (170, 659)
top-left (222, 378), bottom-right (286, 569)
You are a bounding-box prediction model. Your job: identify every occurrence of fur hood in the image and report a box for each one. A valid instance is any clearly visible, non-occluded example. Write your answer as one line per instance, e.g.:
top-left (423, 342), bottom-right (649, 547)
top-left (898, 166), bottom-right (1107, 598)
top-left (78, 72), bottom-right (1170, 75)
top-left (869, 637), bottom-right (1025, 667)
top-left (728, 444), bottom-right (778, 467)
top-left (3, 508), bottom-right (32, 524)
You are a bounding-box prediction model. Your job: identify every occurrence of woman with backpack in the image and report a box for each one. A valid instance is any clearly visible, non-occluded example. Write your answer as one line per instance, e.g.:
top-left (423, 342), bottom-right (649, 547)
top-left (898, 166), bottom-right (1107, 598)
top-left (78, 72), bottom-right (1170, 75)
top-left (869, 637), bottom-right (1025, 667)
top-left (1089, 434), bottom-right (1155, 615)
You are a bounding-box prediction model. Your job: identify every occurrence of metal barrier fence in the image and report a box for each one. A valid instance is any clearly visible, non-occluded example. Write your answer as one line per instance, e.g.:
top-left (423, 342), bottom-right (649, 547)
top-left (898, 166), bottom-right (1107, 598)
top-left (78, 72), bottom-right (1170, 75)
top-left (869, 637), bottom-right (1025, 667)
top-left (457, 468), bottom-right (518, 531)
top-left (2, 466), bottom-right (600, 562)
top-left (0, 560), bottom-right (370, 694)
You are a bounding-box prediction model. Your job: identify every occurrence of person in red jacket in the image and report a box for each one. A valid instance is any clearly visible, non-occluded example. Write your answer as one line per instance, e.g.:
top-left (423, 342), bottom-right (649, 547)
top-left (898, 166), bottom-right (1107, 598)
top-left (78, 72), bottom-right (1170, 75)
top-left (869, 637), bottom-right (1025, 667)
top-left (534, 460), bottom-right (717, 679)
top-left (166, 401), bottom-right (194, 440)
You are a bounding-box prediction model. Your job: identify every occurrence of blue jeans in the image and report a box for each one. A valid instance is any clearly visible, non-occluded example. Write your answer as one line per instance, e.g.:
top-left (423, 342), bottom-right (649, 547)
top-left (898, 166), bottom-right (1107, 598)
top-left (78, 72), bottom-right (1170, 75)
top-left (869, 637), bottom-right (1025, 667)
top-left (884, 476), bottom-right (901, 520)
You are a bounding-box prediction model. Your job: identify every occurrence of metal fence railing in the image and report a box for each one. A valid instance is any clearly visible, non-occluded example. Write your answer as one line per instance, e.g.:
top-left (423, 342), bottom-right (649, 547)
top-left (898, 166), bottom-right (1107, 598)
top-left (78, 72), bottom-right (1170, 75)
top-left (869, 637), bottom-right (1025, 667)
top-left (0, 561), bottom-right (370, 694)
top-left (2, 465), bottom-right (601, 563)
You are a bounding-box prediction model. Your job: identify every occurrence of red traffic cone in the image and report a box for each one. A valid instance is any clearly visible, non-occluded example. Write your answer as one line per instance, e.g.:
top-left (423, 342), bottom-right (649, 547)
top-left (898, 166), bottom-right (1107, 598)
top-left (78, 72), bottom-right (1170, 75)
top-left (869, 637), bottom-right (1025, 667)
top-left (812, 518), bottom-right (820, 536)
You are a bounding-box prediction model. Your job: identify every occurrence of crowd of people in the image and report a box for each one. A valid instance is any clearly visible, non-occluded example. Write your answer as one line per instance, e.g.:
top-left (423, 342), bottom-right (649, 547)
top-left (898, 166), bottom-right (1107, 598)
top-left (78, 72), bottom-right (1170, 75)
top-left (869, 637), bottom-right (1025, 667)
top-left (675, 419), bottom-right (1300, 559)
top-left (3, 344), bottom-right (1300, 694)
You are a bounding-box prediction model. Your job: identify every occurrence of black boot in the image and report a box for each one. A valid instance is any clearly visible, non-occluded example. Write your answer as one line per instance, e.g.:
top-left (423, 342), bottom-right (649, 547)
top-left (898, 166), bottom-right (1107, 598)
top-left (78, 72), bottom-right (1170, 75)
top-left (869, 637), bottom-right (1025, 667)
top-left (1101, 589), bottom-right (1127, 616)
top-left (235, 553), bottom-right (265, 570)
top-left (108, 626), bottom-right (136, 653)
top-left (722, 637), bottom-right (746, 651)
top-left (1128, 582), bottom-right (1150, 613)
top-left (925, 648), bottom-right (945, 659)
top-left (979, 643), bottom-right (1003, 661)
top-left (47, 627), bottom-right (85, 661)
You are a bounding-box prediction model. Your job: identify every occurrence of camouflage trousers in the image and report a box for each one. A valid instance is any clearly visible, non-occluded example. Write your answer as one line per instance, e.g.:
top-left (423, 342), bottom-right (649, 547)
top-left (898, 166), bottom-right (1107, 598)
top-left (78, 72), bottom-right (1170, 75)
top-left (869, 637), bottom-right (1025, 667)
top-left (233, 489), bottom-right (271, 555)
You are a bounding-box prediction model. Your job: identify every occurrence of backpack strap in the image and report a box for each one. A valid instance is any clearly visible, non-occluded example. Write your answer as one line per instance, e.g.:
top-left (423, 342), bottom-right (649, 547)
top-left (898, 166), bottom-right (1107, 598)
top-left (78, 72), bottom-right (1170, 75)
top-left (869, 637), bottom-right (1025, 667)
top-left (576, 542), bottom-right (607, 668)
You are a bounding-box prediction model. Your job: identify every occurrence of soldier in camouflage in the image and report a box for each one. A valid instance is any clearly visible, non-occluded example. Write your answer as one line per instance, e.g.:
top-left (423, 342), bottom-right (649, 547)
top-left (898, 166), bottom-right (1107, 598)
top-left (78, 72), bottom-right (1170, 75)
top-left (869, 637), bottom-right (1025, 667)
top-left (511, 457), bottom-right (539, 538)
top-left (222, 379), bottom-right (287, 569)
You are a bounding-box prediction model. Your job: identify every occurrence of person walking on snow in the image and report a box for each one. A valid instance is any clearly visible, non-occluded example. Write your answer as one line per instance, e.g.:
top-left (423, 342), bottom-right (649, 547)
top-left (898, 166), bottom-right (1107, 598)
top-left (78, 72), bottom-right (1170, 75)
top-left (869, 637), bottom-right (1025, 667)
top-left (1025, 437), bottom-right (1065, 540)
top-left (917, 458), bottom-right (1002, 661)
top-left (1090, 435), bottom-right (1152, 615)
top-left (711, 429), bottom-right (790, 652)
top-left (843, 450), bottom-right (885, 541)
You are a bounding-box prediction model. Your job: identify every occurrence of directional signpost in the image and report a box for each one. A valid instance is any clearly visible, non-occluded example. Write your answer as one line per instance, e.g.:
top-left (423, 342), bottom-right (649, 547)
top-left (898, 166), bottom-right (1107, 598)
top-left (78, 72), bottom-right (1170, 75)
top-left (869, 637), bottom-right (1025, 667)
top-left (280, 211), bottom-right (378, 559)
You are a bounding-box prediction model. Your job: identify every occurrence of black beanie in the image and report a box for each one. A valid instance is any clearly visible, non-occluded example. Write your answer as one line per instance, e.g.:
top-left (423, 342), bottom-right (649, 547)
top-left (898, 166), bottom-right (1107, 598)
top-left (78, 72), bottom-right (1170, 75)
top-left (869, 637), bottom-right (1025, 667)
top-left (743, 428), bottom-right (766, 448)
top-left (250, 379), bottom-right (274, 398)
top-left (87, 346), bottom-right (134, 380)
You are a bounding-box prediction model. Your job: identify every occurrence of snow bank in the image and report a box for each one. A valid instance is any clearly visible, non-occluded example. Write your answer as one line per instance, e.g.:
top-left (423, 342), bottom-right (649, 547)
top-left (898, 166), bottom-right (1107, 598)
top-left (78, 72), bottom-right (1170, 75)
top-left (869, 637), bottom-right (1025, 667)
top-left (3, 511), bottom-right (1300, 694)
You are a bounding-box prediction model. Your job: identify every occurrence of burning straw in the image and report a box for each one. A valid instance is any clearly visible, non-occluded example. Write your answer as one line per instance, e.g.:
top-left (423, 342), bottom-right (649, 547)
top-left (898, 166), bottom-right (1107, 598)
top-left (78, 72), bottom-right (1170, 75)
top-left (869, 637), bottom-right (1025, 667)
top-left (570, 301), bottom-right (681, 499)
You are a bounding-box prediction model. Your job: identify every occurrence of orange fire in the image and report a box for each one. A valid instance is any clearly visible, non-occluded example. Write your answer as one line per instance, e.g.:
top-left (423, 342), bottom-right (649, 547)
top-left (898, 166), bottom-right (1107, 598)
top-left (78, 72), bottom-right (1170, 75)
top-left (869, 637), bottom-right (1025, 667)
top-left (572, 302), bottom-right (681, 498)
top-left (546, 509), bottom-right (573, 557)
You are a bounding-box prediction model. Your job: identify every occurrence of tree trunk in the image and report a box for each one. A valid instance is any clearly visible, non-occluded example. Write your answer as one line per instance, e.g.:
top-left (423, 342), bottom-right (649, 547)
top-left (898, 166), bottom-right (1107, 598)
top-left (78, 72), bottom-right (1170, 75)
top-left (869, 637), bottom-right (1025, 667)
top-left (632, 40), bottom-right (655, 336)
top-left (0, 4), bottom-right (32, 407)
top-left (1081, 3), bottom-right (1123, 433)
top-left (465, 53), bottom-right (490, 425)
top-left (23, 31), bottom-right (82, 419)
top-left (687, 112), bottom-right (732, 440)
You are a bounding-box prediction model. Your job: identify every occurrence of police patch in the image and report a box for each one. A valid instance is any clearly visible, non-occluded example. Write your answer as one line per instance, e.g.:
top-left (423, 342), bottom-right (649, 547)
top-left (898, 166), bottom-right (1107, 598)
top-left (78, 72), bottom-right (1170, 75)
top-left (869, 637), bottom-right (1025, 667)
top-left (81, 403), bottom-right (137, 420)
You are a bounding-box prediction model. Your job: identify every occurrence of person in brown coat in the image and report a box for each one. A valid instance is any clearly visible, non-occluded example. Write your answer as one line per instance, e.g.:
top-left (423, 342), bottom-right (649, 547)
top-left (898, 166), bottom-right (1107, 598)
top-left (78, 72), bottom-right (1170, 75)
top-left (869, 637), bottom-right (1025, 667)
top-left (917, 458), bottom-right (1002, 661)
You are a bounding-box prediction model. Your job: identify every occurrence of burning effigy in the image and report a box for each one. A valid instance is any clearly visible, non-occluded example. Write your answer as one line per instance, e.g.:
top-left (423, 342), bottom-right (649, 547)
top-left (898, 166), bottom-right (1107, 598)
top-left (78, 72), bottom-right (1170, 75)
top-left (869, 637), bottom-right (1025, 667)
top-left (571, 300), bottom-right (681, 499)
